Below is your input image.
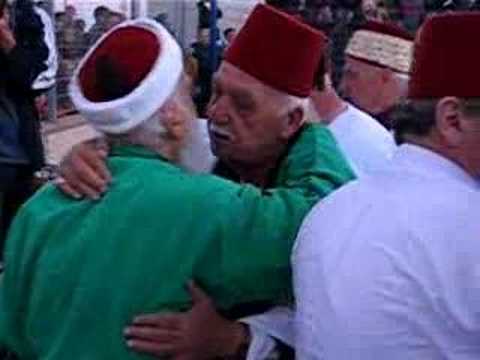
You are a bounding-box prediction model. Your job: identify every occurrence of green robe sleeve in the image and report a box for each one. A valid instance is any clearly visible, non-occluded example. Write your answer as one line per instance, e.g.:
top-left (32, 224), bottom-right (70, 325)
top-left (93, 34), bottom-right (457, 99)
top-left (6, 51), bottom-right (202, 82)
top-left (195, 124), bottom-right (355, 308)
top-left (0, 125), bottom-right (354, 358)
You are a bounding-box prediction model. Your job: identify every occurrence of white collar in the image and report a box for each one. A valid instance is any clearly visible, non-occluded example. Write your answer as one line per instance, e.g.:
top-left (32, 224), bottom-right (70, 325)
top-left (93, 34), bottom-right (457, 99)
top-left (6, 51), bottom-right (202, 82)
top-left (394, 144), bottom-right (480, 191)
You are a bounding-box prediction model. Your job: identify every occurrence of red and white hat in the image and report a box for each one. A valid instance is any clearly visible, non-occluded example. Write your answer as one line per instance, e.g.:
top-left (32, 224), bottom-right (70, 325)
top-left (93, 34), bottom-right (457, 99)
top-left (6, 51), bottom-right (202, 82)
top-left (345, 20), bottom-right (414, 74)
top-left (224, 4), bottom-right (326, 98)
top-left (69, 18), bottom-right (183, 134)
top-left (409, 12), bottom-right (480, 99)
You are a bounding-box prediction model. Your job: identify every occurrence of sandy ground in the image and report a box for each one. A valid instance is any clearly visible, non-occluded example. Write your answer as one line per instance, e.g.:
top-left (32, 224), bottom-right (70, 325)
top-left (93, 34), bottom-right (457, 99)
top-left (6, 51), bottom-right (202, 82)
top-left (43, 115), bottom-right (98, 165)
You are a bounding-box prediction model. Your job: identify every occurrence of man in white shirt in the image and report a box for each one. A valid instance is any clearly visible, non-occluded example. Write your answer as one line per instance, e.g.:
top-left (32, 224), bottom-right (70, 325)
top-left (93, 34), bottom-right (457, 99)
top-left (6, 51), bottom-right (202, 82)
top-left (310, 69), bottom-right (395, 176)
top-left (341, 20), bottom-right (413, 129)
top-left (294, 12), bottom-right (480, 359)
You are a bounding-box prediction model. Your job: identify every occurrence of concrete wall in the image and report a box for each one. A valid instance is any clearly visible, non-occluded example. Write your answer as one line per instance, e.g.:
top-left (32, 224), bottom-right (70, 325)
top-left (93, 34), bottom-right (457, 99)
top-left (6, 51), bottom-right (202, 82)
top-left (218, 0), bottom-right (258, 30)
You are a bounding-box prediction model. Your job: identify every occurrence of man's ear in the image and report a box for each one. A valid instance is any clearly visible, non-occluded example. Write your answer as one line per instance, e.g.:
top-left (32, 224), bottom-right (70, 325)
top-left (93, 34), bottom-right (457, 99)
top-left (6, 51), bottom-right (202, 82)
top-left (435, 97), bottom-right (464, 147)
top-left (281, 107), bottom-right (305, 140)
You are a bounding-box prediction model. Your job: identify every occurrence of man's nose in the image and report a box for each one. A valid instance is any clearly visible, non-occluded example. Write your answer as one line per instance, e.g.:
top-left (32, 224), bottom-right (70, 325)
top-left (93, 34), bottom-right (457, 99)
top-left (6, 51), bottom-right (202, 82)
top-left (206, 96), bottom-right (230, 125)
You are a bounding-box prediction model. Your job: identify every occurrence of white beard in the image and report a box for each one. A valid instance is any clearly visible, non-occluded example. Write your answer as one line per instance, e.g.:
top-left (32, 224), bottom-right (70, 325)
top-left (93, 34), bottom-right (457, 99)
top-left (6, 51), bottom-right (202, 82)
top-left (179, 118), bottom-right (217, 174)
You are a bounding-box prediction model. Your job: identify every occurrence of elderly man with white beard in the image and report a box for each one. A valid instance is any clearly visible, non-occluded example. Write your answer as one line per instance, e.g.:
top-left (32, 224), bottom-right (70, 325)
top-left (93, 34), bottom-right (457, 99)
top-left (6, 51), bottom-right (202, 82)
top-left (0, 10), bottom-right (354, 360)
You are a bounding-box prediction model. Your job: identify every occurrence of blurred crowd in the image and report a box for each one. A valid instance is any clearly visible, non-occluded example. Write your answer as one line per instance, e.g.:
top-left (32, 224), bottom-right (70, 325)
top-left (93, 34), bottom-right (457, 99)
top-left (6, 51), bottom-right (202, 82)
top-left (54, 4), bottom-right (127, 114)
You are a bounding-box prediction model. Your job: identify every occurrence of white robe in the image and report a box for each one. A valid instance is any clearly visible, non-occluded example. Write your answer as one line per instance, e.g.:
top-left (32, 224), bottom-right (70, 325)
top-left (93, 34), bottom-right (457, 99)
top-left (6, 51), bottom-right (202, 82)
top-left (328, 104), bottom-right (395, 177)
top-left (293, 144), bottom-right (480, 359)
top-left (242, 104), bottom-right (395, 359)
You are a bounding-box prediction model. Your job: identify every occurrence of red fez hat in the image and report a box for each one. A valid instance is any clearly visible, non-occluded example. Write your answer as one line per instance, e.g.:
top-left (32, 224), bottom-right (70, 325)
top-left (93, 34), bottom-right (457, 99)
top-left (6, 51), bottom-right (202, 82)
top-left (224, 4), bottom-right (326, 98)
top-left (409, 12), bottom-right (480, 99)
top-left (346, 20), bottom-right (414, 74)
top-left (78, 27), bottom-right (160, 103)
top-left (70, 19), bottom-right (183, 134)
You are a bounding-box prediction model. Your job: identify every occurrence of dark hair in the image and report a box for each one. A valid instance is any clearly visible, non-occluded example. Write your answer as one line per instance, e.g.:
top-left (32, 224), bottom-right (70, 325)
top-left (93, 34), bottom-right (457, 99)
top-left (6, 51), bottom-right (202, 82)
top-left (94, 6), bottom-right (110, 19)
top-left (223, 27), bottom-right (235, 38)
top-left (392, 100), bottom-right (437, 145)
top-left (392, 98), bottom-right (480, 144)
top-left (266, 0), bottom-right (301, 13)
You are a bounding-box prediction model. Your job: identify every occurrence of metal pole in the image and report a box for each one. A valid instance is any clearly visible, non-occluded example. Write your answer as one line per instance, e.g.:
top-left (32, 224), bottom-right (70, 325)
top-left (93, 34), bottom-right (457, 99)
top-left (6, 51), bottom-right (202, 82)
top-left (46, 0), bottom-right (57, 124)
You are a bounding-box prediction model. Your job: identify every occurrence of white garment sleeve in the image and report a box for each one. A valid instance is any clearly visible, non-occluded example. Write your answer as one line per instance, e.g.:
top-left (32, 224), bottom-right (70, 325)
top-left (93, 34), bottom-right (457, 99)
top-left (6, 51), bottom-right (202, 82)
top-left (243, 325), bottom-right (277, 360)
top-left (240, 307), bottom-right (295, 360)
top-left (32, 7), bottom-right (58, 91)
top-left (240, 307), bottom-right (296, 360)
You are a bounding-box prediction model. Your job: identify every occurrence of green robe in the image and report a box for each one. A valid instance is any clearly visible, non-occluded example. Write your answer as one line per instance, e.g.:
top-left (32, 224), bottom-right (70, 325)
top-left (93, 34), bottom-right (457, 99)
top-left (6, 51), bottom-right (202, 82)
top-left (0, 124), bottom-right (355, 359)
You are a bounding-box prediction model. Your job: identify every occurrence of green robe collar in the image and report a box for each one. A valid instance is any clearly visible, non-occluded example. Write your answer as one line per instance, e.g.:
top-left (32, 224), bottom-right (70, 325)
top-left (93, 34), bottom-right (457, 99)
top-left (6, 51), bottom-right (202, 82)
top-left (110, 145), bottom-right (168, 162)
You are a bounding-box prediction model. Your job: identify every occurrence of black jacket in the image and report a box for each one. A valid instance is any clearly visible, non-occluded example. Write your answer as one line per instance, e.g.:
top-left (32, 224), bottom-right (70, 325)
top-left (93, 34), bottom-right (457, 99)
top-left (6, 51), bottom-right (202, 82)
top-left (0, 0), bottom-right (49, 171)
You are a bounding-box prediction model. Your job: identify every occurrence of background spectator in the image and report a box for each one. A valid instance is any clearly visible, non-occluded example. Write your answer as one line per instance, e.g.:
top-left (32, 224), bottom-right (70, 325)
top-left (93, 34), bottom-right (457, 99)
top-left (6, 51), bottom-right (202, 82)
top-left (86, 5), bottom-right (110, 47)
top-left (0, 0), bottom-right (51, 252)
top-left (106, 11), bottom-right (126, 30)
top-left (191, 27), bottom-right (222, 116)
top-left (65, 5), bottom-right (76, 26)
top-left (266, 0), bottom-right (301, 14)
top-left (197, 0), bottom-right (223, 28)
top-left (154, 12), bottom-right (175, 36)
top-left (72, 18), bottom-right (87, 58)
top-left (223, 27), bottom-right (236, 46)
top-left (301, 0), bottom-right (366, 90)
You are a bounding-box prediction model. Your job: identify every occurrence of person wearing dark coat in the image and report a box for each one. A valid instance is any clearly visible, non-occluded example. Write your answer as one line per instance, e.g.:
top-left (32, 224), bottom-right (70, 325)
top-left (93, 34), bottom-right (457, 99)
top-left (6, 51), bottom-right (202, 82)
top-left (0, 0), bottom-right (49, 253)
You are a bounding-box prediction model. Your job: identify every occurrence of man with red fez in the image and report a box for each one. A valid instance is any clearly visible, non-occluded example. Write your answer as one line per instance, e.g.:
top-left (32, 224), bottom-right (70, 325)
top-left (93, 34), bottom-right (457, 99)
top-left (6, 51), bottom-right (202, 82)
top-left (341, 20), bottom-right (414, 129)
top-left (0, 8), bottom-right (354, 360)
top-left (294, 12), bottom-right (480, 359)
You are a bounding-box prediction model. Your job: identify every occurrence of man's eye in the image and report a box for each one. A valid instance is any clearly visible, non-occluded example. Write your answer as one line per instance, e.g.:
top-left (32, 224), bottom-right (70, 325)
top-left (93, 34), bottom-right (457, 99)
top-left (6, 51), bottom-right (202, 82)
top-left (233, 97), bottom-right (254, 113)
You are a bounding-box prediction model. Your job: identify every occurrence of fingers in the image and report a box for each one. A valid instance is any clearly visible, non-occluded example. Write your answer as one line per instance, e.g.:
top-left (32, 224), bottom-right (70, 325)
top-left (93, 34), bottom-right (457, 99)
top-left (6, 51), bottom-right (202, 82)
top-left (132, 313), bottom-right (183, 331)
top-left (59, 163), bottom-right (102, 200)
top-left (124, 326), bottom-right (181, 343)
top-left (74, 150), bottom-right (109, 191)
top-left (53, 177), bottom-right (82, 199)
top-left (127, 314), bottom-right (186, 358)
top-left (126, 339), bottom-right (177, 357)
top-left (90, 141), bottom-right (112, 183)
top-left (58, 141), bottom-right (111, 200)
top-left (187, 281), bottom-right (211, 305)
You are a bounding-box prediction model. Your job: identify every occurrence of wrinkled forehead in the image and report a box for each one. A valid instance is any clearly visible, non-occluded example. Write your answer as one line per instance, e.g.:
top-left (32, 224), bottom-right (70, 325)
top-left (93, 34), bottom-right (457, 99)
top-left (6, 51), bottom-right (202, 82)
top-left (345, 55), bottom-right (385, 77)
top-left (214, 62), bottom-right (281, 99)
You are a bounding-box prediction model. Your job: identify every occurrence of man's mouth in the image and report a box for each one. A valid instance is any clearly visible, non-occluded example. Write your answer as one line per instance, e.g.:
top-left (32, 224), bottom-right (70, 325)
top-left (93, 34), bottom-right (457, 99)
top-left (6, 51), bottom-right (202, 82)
top-left (209, 125), bottom-right (232, 142)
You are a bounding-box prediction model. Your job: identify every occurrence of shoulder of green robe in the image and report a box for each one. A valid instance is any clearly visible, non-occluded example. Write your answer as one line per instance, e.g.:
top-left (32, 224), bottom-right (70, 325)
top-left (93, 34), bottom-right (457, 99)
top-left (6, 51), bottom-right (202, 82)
top-left (275, 123), bottom-right (356, 189)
